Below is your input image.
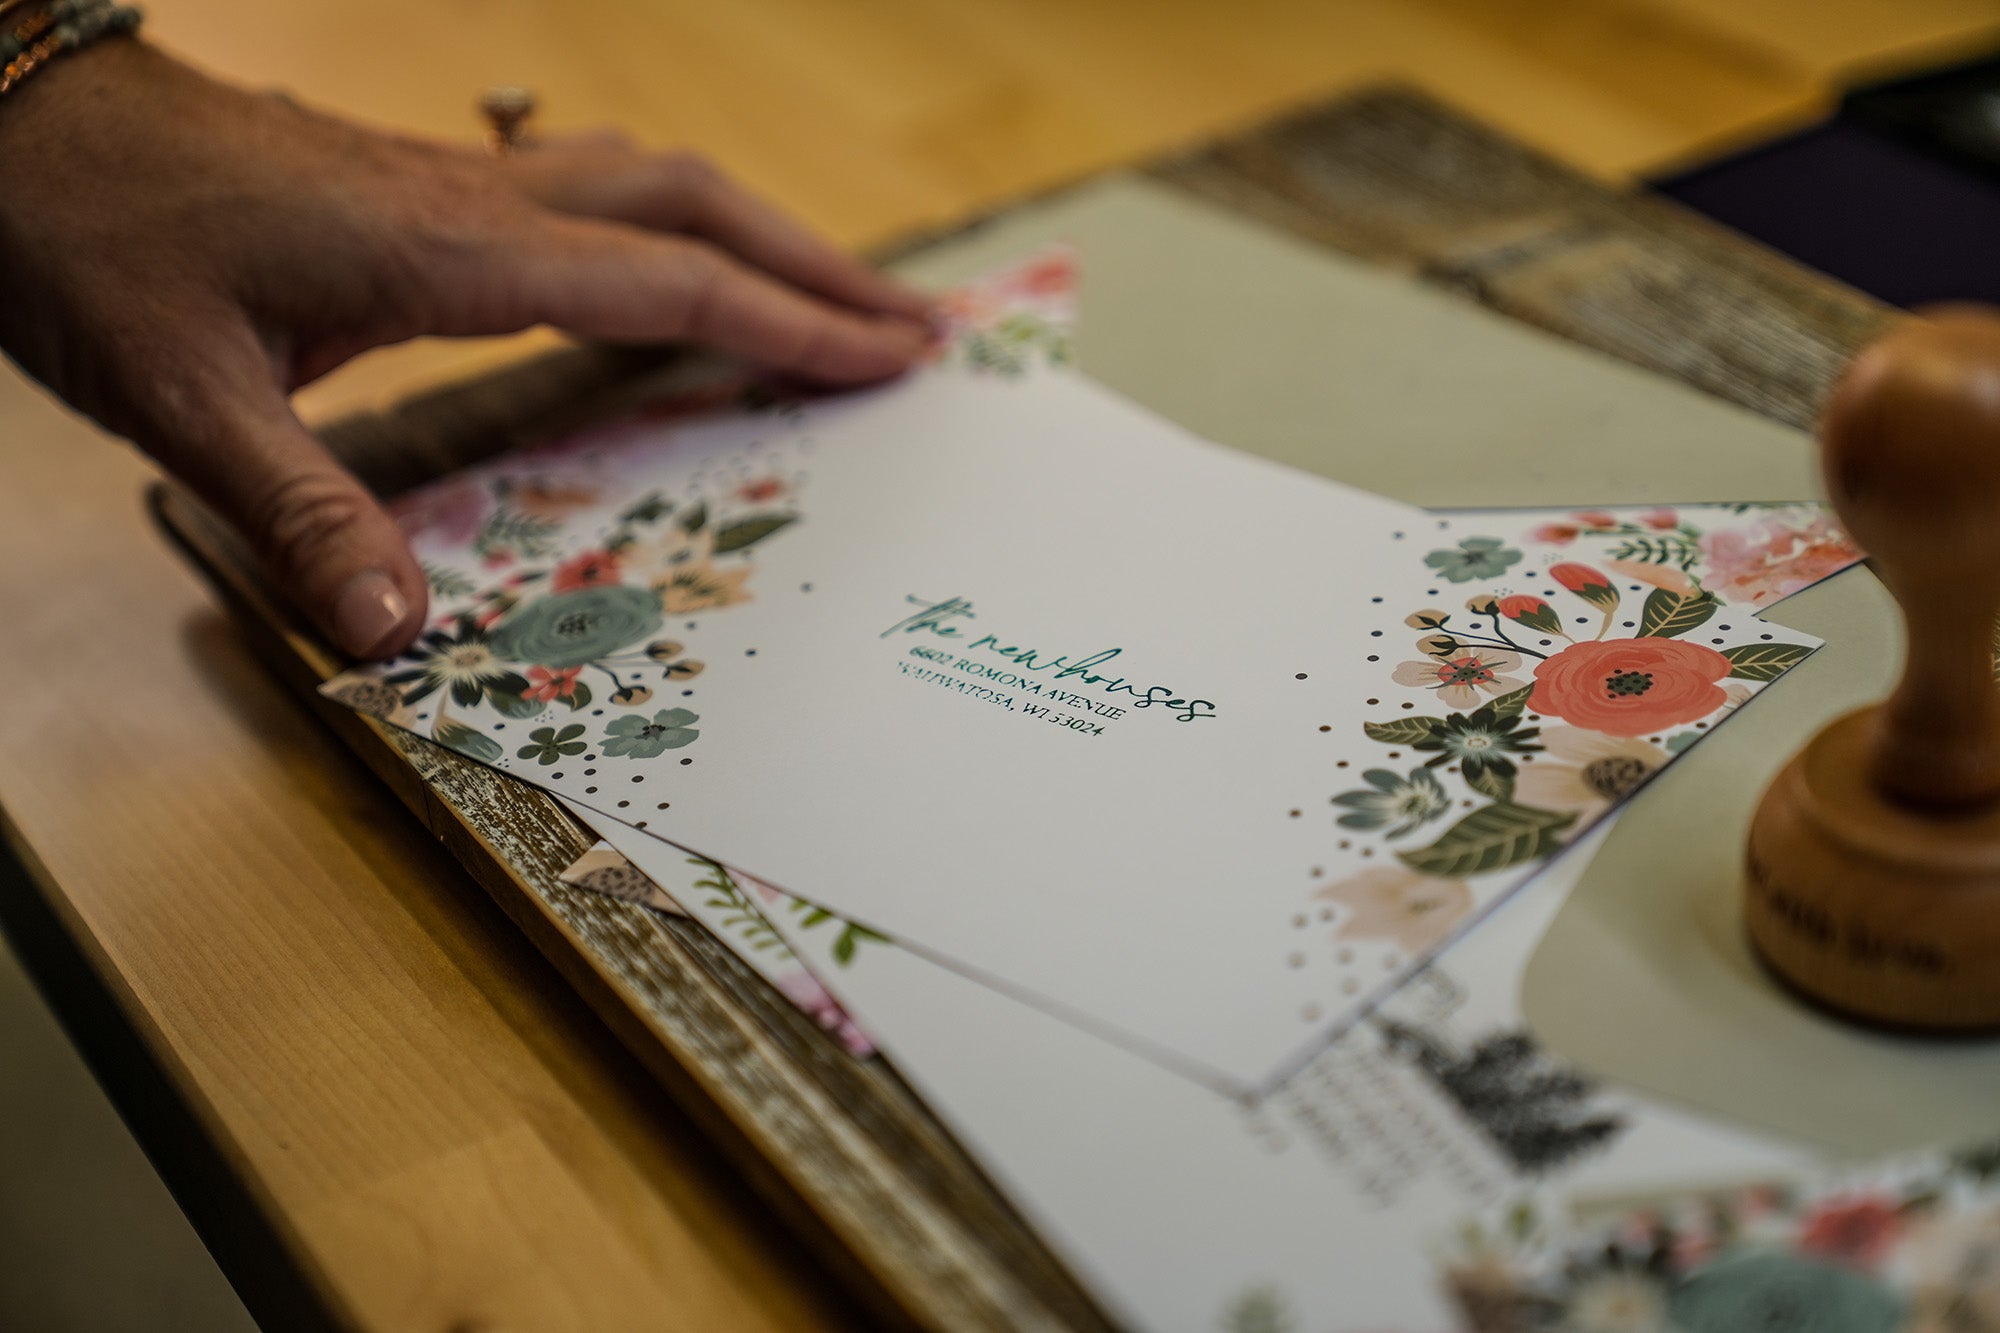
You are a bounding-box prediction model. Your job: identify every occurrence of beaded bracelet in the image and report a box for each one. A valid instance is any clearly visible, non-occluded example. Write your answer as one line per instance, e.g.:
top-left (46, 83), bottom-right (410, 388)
top-left (1, 0), bottom-right (140, 61)
top-left (0, 0), bottom-right (141, 100)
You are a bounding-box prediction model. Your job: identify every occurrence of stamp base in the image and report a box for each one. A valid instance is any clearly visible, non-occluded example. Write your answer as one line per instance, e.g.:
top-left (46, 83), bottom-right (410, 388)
top-left (1744, 706), bottom-right (2000, 1032)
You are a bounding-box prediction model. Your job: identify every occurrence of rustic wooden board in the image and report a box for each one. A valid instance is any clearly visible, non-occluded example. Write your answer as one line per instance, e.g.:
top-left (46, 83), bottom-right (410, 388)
top-left (154, 84), bottom-right (1892, 1330)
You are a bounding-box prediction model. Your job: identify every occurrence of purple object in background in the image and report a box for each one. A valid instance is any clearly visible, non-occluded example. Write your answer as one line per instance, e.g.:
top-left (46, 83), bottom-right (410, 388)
top-left (1653, 53), bottom-right (2000, 309)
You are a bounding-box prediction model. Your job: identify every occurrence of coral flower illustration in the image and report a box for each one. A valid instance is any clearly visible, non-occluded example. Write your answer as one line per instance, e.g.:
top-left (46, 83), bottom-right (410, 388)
top-left (1796, 1194), bottom-right (1902, 1269)
top-left (1549, 561), bottom-right (1619, 610)
top-left (1497, 594), bottom-right (1564, 637)
top-left (1529, 638), bottom-right (1731, 737)
top-left (550, 548), bottom-right (623, 592)
top-left (522, 665), bottom-right (586, 704)
top-left (737, 476), bottom-right (788, 505)
top-left (1530, 521), bottom-right (1580, 546)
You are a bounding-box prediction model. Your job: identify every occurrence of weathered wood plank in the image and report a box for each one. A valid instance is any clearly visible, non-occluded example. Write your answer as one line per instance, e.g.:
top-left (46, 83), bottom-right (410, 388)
top-left (1153, 85), bottom-right (1896, 430)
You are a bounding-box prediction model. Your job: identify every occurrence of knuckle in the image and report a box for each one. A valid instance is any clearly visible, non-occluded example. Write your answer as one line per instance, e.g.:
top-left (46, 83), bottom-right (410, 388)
top-left (391, 160), bottom-right (525, 262)
top-left (372, 166), bottom-right (533, 327)
top-left (251, 472), bottom-right (372, 580)
top-left (667, 241), bottom-right (725, 332)
top-left (656, 148), bottom-right (723, 197)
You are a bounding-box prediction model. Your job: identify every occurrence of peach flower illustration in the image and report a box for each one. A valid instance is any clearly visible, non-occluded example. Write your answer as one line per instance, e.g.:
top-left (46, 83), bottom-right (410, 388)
top-left (1901, 1207), bottom-right (2000, 1333)
top-left (653, 560), bottom-right (753, 613)
top-left (1318, 867), bottom-right (1472, 953)
top-left (510, 480), bottom-right (600, 522)
top-left (1514, 727), bottom-right (1669, 818)
top-left (1528, 638), bottom-right (1731, 737)
top-left (624, 524), bottom-right (714, 578)
top-left (1602, 557), bottom-right (1699, 597)
top-left (1392, 646), bottom-right (1525, 711)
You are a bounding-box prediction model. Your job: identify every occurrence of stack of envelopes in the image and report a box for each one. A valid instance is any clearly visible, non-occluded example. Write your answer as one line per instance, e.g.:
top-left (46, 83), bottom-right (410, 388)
top-left (322, 196), bottom-right (1939, 1330)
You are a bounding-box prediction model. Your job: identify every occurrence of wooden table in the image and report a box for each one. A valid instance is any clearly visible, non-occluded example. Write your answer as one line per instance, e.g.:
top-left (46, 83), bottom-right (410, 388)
top-left (0, 4), bottom-right (1988, 1330)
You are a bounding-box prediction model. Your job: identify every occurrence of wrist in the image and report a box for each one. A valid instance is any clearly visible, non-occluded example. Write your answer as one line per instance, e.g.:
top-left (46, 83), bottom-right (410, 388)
top-left (0, 2), bottom-right (142, 114)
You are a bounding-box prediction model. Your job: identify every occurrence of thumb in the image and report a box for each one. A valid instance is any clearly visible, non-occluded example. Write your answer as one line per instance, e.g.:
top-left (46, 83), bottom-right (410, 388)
top-left (171, 378), bottom-right (429, 659)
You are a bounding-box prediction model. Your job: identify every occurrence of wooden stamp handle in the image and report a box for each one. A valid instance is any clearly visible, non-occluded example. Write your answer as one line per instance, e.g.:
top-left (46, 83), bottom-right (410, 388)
top-left (1822, 310), bottom-right (2000, 810)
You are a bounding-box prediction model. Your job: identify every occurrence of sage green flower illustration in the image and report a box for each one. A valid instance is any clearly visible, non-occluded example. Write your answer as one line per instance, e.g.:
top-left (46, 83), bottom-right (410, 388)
top-left (487, 585), bottom-right (663, 668)
top-left (517, 723), bottom-right (588, 767)
top-left (601, 708), bottom-right (700, 759)
top-left (432, 718), bottom-right (502, 764)
top-left (1423, 535), bottom-right (1522, 583)
top-left (1332, 767), bottom-right (1452, 838)
top-left (1668, 1250), bottom-right (1900, 1333)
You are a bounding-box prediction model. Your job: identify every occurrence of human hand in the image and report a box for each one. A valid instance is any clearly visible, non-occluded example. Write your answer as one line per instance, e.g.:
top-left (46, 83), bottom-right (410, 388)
top-left (0, 39), bottom-right (932, 657)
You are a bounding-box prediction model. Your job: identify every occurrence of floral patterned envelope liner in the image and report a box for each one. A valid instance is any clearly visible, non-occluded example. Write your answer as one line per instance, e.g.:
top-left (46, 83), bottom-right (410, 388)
top-left (1288, 503), bottom-right (1862, 1059)
top-left (560, 832), bottom-right (880, 1057)
top-left (1443, 1137), bottom-right (2000, 1333)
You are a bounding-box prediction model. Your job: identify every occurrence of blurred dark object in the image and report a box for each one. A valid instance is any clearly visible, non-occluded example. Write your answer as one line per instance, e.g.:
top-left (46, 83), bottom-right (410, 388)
top-left (1654, 50), bottom-right (2000, 308)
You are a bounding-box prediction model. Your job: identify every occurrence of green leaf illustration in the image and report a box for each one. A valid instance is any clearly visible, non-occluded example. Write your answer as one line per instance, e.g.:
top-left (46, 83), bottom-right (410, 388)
top-left (1465, 764), bottom-right (1515, 802)
top-left (433, 719), bottom-right (503, 764)
top-left (712, 512), bottom-right (798, 554)
top-left (1397, 803), bottom-right (1576, 879)
top-left (1638, 588), bottom-right (1719, 639)
top-left (679, 499), bottom-right (707, 534)
top-left (489, 688), bottom-right (544, 719)
top-left (1720, 641), bottom-right (1814, 681)
top-left (1608, 533), bottom-right (1701, 569)
top-left (780, 898), bottom-right (888, 966)
top-left (687, 857), bottom-right (794, 960)
top-left (1486, 684), bottom-right (1536, 719)
top-left (830, 922), bottom-right (890, 967)
top-left (619, 491), bottom-right (671, 524)
top-left (471, 506), bottom-right (559, 562)
top-left (1220, 1286), bottom-right (1295, 1333)
top-left (1364, 716), bottom-right (1446, 746)
top-left (422, 562), bottom-right (476, 599)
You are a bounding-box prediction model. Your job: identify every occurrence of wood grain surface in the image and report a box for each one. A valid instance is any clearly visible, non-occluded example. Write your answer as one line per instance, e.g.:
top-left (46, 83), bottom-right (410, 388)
top-left (0, 4), bottom-right (1973, 1330)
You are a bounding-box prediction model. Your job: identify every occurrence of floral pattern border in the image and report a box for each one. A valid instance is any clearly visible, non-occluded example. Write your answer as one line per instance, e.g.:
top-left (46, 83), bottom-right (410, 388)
top-left (1442, 1140), bottom-right (2000, 1332)
top-left (326, 473), bottom-right (799, 771)
top-left (322, 246), bottom-right (1081, 776)
top-left (1304, 504), bottom-right (1863, 1007)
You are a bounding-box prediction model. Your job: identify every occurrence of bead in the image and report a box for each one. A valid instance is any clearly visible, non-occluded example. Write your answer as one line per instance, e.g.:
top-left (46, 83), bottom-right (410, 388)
top-left (0, 1), bottom-right (140, 102)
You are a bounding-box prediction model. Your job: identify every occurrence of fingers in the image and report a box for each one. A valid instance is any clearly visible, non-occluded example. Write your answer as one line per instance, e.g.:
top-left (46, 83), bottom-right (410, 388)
top-left (163, 361), bottom-right (429, 659)
top-left (492, 215), bottom-right (931, 384)
top-left (501, 142), bottom-right (931, 323)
